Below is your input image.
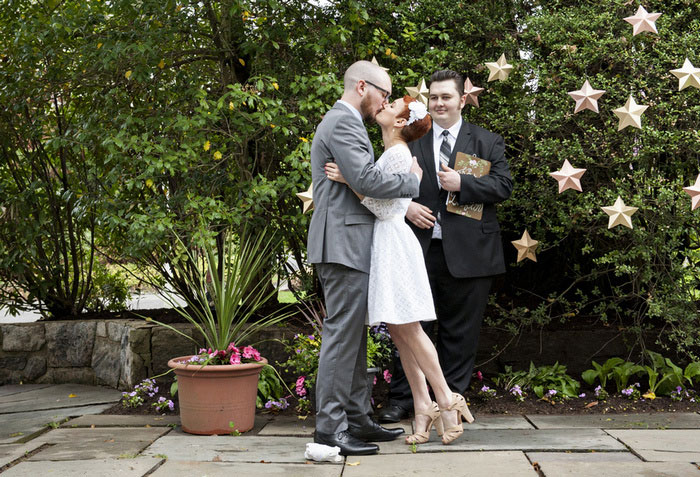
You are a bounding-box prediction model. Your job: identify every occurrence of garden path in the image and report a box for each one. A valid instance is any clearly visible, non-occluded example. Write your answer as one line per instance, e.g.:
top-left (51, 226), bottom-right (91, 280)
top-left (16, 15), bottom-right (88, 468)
top-left (1, 384), bottom-right (699, 476)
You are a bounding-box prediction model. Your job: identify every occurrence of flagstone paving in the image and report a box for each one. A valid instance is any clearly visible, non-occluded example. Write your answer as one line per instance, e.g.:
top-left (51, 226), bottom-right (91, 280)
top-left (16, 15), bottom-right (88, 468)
top-left (606, 429), bottom-right (700, 462)
top-left (3, 384), bottom-right (700, 476)
top-left (343, 451), bottom-right (536, 477)
top-left (149, 461), bottom-right (343, 477)
top-left (28, 427), bottom-right (169, 461)
top-left (528, 412), bottom-right (700, 429)
top-left (0, 457), bottom-right (163, 477)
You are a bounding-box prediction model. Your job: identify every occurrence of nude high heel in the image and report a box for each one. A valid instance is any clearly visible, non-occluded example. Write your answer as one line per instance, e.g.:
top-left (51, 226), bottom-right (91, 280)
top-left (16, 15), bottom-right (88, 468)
top-left (439, 393), bottom-right (474, 445)
top-left (405, 402), bottom-right (444, 445)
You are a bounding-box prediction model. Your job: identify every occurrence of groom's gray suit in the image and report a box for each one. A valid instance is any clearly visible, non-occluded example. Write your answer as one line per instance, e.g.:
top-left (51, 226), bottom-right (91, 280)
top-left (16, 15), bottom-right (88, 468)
top-left (308, 101), bottom-right (419, 434)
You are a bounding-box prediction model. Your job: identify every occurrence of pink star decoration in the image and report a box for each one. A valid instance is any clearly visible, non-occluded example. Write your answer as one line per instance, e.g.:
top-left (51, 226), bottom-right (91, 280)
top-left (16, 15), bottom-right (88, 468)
top-left (623, 5), bottom-right (661, 36)
top-left (568, 80), bottom-right (606, 114)
top-left (683, 174), bottom-right (700, 211)
top-left (512, 230), bottom-right (539, 263)
top-left (463, 77), bottom-right (484, 107)
top-left (613, 96), bottom-right (648, 131)
top-left (601, 196), bottom-right (638, 229)
top-left (550, 159), bottom-right (587, 193)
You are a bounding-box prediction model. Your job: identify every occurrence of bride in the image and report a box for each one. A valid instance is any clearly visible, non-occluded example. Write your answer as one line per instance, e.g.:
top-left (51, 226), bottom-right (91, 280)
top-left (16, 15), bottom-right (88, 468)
top-left (325, 95), bottom-right (474, 445)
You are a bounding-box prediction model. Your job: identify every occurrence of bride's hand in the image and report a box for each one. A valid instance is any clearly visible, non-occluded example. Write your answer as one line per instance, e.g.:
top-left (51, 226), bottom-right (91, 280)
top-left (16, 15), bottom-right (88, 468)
top-left (325, 162), bottom-right (347, 184)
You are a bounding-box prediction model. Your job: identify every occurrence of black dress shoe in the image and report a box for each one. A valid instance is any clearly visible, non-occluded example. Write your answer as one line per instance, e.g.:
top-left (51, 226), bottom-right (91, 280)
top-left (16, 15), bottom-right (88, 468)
top-left (348, 419), bottom-right (404, 442)
top-left (376, 404), bottom-right (410, 423)
top-left (314, 430), bottom-right (379, 456)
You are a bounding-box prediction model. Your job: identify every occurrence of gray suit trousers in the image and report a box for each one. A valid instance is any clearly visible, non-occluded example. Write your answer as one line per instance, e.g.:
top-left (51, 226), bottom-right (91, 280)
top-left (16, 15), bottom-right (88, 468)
top-left (315, 263), bottom-right (373, 434)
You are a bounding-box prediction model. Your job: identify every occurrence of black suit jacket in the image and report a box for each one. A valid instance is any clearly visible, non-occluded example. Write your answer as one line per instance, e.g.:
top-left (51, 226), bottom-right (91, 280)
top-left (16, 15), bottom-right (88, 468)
top-left (407, 121), bottom-right (513, 278)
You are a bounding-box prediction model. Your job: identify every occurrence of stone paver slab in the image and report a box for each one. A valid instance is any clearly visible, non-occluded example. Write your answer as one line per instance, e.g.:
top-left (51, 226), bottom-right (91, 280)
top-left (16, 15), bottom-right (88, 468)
top-left (537, 461), bottom-right (700, 476)
top-left (466, 416), bottom-right (535, 430)
top-left (0, 404), bottom-right (112, 444)
top-left (529, 413), bottom-right (700, 430)
top-left (61, 415), bottom-right (180, 428)
top-left (375, 429), bottom-right (625, 454)
top-left (0, 442), bottom-right (45, 467)
top-left (0, 384), bottom-right (52, 398)
top-left (344, 451), bottom-right (536, 476)
top-left (607, 429), bottom-right (700, 462)
top-left (0, 384), bottom-right (120, 413)
top-left (526, 451), bottom-right (640, 463)
top-left (150, 460), bottom-right (342, 477)
top-left (142, 435), bottom-right (318, 463)
top-left (29, 427), bottom-right (169, 461)
top-left (258, 415), bottom-right (316, 436)
top-left (1, 457), bottom-right (163, 477)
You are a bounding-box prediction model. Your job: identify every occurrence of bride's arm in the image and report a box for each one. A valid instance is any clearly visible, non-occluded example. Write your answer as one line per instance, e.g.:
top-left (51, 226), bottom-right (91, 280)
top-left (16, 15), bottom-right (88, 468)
top-left (325, 162), bottom-right (364, 200)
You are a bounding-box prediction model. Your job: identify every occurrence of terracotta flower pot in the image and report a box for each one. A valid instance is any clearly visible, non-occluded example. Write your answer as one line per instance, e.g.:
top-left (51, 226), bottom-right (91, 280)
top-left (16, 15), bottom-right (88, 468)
top-left (168, 355), bottom-right (267, 435)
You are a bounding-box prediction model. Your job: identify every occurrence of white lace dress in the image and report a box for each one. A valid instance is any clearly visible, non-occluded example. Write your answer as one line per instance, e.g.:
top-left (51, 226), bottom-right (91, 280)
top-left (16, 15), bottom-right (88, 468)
top-left (362, 144), bottom-right (437, 326)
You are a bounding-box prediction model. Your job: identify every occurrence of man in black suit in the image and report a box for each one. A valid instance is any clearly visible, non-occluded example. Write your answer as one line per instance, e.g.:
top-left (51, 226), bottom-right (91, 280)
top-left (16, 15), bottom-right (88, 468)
top-left (378, 69), bottom-right (513, 422)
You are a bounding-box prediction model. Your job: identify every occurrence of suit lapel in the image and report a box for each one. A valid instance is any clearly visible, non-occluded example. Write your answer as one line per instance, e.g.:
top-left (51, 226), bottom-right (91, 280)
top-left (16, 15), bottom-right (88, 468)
top-left (420, 132), bottom-right (439, 193)
top-left (449, 121), bottom-right (473, 167)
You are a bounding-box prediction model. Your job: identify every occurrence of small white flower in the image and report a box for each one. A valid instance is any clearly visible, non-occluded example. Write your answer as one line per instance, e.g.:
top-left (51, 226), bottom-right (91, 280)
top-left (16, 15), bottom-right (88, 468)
top-left (406, 101), bottom-right (428, 125)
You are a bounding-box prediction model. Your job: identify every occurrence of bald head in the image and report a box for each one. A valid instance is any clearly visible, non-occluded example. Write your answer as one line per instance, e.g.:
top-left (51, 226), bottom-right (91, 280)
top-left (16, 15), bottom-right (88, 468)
top-left (343, 60), bottom-right (391, 94)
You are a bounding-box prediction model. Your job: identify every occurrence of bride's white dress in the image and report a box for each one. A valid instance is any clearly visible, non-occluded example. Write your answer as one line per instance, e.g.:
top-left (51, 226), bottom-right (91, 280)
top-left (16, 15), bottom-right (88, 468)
top-left (362, 144), bottom-right (437, 326)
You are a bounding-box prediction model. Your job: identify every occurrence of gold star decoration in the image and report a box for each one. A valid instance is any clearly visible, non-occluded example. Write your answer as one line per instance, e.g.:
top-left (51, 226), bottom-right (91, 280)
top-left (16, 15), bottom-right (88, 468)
top-left (296, 183), bottom-right (314, 214)
top-left (370, 56), bottom-right (389, 72)
top-left (463, 77), bottom-right (485, 107)
top-left (683, 174), bottom-right (700, 211)
top-left (613, 95), bottom-right (648, 131)
top-left (405, 78), bottom-right (429, 106)
top-left (512, 230), bottom-right (539, 263)
top-left (568, 80), bottom-right (606, 114)
top-left (670, 58), bottom-right (700, 91)
top-left (601, 196), bottom-right (638, 229)
top-left (550, 159), bottom-right (587, 193)
top-left (485, 54), bottom-right (513, 82)
top-left (623, 5), bottom-right (661, 36)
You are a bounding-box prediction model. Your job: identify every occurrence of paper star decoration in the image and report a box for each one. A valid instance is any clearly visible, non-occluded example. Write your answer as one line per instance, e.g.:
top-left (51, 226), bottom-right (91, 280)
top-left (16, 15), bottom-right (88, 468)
top-left (623, 5), bottom-right (661, 36)
top-left (512, 230), bottom-right (539, 263)
top-left (670, 58), bottom-right (700, 91)
top-left (568, 80), bottom-right (606, 114)
top-left (683, 174), bottom-right (700, 211)
top-left (370, 56), bottom-right (389, 72)
top-left (550, 159), bottom-right (587, 193)
top-left (485, 54), bottom-right (513, 82)
top-left (613, 96), bottom-right (648, 131)
top-left (463, 77), bottom-right (485, 107)
top-left (405, 78), bottom-right (429, 106)
top-left (296, 183), bottom-right (314, 214)
top-left (601, 196), bottom-right (638, 229)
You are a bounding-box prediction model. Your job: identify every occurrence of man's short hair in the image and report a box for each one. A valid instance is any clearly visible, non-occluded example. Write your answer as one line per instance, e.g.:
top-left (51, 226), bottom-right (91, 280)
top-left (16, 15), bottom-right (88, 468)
top-left (429, 70), bottom-right (464, 97)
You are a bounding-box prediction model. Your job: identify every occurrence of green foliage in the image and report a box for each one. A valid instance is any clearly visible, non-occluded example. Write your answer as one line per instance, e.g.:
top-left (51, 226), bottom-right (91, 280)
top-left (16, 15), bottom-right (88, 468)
top-left (611, 362), bottom-right (645, 393)
top-left (148, 227), bottom-right (292, 352)
top-left (495, 361), bottom-right (580, 399)
top-left (581, 357), bottom-right (624, 389)
top-left (256, 365), bottom-right (286, 409)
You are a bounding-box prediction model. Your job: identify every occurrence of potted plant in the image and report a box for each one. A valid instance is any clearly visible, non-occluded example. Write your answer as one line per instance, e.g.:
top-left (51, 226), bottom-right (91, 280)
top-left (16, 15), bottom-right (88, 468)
top-left (150, 228), bottom-right (291, 435)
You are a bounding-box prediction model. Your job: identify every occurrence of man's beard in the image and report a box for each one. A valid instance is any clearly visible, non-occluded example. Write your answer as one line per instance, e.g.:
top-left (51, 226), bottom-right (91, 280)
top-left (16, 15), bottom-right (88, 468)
top-left (360, 95), bottom-right (379, 123)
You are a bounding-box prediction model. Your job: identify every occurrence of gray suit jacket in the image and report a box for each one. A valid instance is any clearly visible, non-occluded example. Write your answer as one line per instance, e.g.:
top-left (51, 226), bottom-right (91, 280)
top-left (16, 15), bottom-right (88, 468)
top-left (307, 102), bottom-right (419, 273)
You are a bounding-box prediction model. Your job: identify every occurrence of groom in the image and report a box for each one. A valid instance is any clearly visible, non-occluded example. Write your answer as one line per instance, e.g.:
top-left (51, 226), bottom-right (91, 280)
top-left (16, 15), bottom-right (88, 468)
top-left (307, 60), bottom-right (422, 455)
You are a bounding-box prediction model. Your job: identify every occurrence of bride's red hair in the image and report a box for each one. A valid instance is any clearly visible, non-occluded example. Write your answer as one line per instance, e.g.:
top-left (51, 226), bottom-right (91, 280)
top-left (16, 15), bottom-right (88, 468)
top-left (397, 95), bottom-right (432, 143)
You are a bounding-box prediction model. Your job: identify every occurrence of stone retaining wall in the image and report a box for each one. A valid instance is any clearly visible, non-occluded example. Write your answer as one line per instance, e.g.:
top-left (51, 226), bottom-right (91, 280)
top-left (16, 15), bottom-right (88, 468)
top-left (0, 320), bottom-right (292, 390)
top-left (0, 319), bottom-right (645, 390)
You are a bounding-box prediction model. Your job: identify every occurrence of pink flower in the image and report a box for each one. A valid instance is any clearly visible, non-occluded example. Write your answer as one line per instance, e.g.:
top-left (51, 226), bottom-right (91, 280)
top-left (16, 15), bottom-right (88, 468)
top-left (383, 370), bottom-right (392, 383)
top-left (226, 342), bottom-right (238, 352)
top-left (229, 352), bottom-right (241, 365)
top-left (373, 375), bottom-right (377, 386)
top-left (242, 346), bottom-right (261, 361)
top-left (476, 371), bottom-right (483, 381)
top-left (295, 376), bottom-right (307, 397)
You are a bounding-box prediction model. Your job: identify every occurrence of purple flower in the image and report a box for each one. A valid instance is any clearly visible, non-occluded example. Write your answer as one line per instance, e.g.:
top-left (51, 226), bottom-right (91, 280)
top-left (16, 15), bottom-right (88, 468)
top-left (547, 389), bottom-right (557, 397)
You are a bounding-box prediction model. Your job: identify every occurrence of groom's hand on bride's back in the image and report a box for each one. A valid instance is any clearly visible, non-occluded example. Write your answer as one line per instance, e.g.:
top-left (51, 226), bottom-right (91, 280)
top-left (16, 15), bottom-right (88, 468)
top-left (406, 202), bottom-right (435, 229)
top-left (410, 156), bottom-right (423, 182)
